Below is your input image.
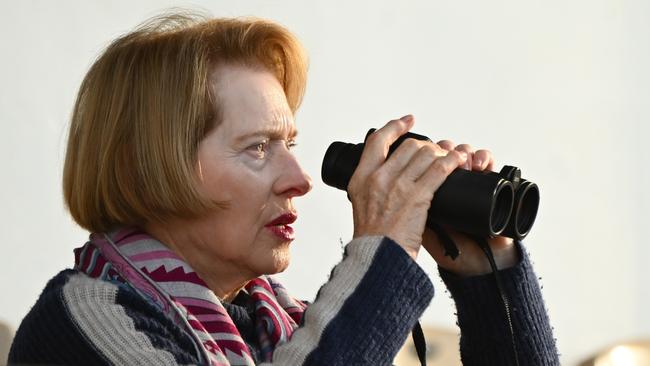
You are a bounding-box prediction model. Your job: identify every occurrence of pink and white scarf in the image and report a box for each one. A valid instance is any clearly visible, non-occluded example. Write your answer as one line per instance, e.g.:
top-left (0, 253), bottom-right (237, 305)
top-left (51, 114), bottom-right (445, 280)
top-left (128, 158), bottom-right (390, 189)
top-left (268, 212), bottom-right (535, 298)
top-left (74, 227), bottom-right (307, 365)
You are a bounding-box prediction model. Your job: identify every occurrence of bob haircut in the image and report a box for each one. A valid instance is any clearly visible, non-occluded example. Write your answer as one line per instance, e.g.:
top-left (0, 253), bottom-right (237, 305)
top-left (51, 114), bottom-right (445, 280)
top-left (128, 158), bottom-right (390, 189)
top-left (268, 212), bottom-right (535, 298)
top-left (63, 12), bottom-right (308, 233)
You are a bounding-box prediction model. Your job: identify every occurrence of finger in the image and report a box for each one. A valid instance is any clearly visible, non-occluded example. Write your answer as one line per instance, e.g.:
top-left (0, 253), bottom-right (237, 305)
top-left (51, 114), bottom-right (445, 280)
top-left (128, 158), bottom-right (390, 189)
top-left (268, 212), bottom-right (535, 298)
top-left (399, 143), bottom-right (447, 181)
top-left (380, 138), bottom-right (427, 177)
top-left (473, 149), bottom-right (494, 171)
top-left (437, 139), bottom-right (455, 151)
top-left (415, 150), bottom-right (468, 199)
top-left (355, 115), bottom-right (415, 178)
top-left (454, 144), bottom-right (474, 170)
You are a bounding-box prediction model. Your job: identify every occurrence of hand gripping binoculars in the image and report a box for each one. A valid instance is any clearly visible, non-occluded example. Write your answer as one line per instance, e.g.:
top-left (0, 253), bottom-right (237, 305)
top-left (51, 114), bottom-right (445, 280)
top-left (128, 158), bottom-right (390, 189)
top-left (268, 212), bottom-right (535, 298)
top-left (321, 130), bottom-right (540, 240)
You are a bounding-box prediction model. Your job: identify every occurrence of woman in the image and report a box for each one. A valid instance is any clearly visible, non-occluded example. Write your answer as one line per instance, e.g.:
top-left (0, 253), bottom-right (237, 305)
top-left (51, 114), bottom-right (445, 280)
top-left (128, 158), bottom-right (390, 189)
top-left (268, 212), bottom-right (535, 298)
top-left (9, 13), bottom-right (559, 365)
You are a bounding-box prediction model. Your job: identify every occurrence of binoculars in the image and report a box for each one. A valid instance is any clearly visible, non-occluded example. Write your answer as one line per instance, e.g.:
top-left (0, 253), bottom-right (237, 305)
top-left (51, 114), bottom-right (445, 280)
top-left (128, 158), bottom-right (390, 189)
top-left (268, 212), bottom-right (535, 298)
top-left (321, 129), bottom-right (540, 240)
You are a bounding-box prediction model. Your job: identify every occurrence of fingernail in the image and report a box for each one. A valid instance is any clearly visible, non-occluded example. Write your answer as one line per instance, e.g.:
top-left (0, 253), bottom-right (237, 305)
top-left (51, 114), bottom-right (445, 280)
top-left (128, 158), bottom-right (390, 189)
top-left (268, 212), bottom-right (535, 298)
top-left (400, 114), bottom-right (413, 122)
top-left (459, 151), bottom-right (468, 160)
top-left (474, 158), bottom-right (483, 168)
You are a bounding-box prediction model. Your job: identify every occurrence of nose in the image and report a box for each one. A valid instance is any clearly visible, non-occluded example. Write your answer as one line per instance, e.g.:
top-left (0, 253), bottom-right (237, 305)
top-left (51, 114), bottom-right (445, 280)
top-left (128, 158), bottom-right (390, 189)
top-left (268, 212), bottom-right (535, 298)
top-left (274, 150), bottom-right (312, 198)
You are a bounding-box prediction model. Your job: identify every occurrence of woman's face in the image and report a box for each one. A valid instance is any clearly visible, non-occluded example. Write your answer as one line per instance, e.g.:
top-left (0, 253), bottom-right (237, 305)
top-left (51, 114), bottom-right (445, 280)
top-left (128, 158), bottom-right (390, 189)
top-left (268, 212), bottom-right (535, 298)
top-left (189, 65), bottom-right (312, 278)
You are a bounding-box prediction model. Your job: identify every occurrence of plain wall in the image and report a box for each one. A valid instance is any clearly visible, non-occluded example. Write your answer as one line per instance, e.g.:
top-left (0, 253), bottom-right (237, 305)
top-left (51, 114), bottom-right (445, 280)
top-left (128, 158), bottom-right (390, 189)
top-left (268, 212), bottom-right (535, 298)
top-left (1, 1), bottom-right (648, 365)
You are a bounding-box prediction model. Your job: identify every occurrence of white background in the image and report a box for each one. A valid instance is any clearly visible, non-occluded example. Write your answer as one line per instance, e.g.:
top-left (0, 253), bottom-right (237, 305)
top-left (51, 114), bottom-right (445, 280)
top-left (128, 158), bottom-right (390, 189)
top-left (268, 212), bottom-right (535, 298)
top-left (1, 1), bottom-right (649, 365)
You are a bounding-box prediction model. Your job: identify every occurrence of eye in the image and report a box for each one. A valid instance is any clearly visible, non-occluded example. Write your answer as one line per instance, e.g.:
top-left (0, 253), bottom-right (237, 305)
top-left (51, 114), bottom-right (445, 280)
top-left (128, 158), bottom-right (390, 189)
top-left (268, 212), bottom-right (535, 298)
top-left (248, 140), bottom-right (269, 159)
top-left (286, 139), bottom-right (297, 150)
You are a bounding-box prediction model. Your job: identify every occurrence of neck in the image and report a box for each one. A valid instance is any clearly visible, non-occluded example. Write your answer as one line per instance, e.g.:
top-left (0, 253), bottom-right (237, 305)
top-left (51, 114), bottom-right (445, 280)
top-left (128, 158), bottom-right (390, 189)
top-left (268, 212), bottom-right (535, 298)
top-left (143, 222), bottom-right (255, 303)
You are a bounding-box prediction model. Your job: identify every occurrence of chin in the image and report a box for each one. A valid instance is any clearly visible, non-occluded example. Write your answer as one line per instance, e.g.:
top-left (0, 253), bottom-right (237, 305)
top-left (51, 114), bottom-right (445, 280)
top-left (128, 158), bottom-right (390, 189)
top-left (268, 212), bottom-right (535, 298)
top-left (264, 245), bottom-right (291, 275)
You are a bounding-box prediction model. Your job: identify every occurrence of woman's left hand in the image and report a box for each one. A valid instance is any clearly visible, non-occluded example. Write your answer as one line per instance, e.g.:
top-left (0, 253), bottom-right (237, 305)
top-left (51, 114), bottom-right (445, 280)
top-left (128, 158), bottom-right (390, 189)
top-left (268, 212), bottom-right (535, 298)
top-left (421, 141), bottom-right (520, 277)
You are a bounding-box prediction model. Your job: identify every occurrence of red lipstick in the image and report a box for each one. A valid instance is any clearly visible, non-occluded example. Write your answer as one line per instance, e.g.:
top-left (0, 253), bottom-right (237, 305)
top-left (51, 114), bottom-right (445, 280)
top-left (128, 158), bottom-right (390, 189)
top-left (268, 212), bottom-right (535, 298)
top-left (265, 212), bottom-right (297, 241)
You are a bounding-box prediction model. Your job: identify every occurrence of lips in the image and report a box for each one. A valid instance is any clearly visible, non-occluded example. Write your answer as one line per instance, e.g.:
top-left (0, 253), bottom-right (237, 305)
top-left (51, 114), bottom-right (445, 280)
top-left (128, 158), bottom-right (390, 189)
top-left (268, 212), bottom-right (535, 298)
top-left (265, 212), bottom-right (297, 241)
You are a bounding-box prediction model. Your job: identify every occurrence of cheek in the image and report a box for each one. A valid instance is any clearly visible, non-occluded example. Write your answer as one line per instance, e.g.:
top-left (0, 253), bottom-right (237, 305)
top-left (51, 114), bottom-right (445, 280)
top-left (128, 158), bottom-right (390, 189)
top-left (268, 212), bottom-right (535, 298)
top-left (200, 159), bottom-right (276, 203)
top-left (200, 166), bottom-right (275, 246)
top-left (220, 171), bottom-right (274, 210)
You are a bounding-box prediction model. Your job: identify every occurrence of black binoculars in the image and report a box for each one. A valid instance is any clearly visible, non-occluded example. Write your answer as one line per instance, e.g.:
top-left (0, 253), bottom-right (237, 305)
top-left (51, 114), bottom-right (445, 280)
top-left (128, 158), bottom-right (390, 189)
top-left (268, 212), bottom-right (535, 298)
top-left (321, 129), bottom-right (540, 240)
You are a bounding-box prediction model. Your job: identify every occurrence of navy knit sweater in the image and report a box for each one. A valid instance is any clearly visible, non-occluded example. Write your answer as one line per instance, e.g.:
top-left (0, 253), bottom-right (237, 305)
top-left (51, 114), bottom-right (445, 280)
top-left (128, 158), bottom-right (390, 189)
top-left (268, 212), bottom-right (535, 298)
top-left (8, 236), bottom-right (559, 365)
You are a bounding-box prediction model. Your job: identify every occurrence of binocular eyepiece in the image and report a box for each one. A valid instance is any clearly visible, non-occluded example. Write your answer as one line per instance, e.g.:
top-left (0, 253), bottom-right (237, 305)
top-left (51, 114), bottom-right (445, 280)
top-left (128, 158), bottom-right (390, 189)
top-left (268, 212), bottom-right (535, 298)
top-left (321, 130), bottom-right (540, 240)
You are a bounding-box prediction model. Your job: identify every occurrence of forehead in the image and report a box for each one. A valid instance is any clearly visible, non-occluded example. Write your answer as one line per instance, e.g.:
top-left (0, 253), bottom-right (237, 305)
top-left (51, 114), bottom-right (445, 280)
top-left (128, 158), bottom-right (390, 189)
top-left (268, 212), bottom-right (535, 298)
top-left (211, 65), bottom-right (294, 138)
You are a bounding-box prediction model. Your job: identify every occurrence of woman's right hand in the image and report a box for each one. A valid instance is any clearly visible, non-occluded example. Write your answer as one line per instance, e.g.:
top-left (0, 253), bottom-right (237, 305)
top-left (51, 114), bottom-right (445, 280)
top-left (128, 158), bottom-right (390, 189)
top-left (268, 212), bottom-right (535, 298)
top-left (347, 115), bottom-right (469, 260)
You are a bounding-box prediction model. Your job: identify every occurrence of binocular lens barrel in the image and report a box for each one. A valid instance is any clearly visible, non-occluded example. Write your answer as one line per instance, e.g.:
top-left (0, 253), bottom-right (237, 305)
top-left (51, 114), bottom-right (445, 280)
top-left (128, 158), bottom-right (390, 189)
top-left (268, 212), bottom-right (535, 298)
top-left (502, 181), bottom-right (540, 239)
top-left (321, 131), bottom-right (540, 240)
top-left (492, 182), bottom-right (515, 233)
top-left (321, 142), bottom-right (364, 191)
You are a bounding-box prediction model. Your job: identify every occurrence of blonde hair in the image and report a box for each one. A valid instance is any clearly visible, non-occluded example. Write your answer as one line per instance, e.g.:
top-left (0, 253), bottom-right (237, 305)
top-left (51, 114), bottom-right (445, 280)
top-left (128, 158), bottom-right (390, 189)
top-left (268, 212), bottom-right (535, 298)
top-left (63, 12), bottom-right (308, 232)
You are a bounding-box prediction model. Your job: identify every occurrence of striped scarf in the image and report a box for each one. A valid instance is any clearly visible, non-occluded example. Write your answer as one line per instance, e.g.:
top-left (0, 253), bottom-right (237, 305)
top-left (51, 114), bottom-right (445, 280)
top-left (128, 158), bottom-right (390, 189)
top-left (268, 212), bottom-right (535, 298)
top-left (73, 227), bottom-right (307, 365)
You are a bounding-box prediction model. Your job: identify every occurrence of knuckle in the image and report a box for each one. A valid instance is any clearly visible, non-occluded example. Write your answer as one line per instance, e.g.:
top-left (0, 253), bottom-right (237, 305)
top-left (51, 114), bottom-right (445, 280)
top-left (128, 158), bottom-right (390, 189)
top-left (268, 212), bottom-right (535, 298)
top-left (437, 139), bottom-right (455, 149)
top-left (347, 177), bottom-right (359, 192)
top-left (401, 138), bottom-right (420, 150)
top-left (368, 170), bottom-right (387, 187)
top-left (430, 142), bottom-right (446, 153)
top-left (412, 194), bottom-right (433, 209)
top-left (447, 150), bottom-right (464, 161)
top-left (431, 158), bottom-right (453, 175)
top-left (365, 131), bottom-right (382, 145)
top-left (447, 150), bottom-right (467, 164)
top-left (394, 177), bottom-right (412, 194)
top-left (419, 144), bottom-right (438, 159)
top-left (348, 169), bottom-right (362, 184)
top-left (424, 143), bottom-right (439, 152)
top-left (455, 143), bottom-right (473, 152)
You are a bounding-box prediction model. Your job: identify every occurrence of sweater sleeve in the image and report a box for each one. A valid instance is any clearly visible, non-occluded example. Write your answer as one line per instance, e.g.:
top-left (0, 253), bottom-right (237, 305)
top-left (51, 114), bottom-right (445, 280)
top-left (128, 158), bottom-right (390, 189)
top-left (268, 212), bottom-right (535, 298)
top-left (438, 242), bottom-right (560, 366)
top-left (8, 270), bottom-right (201, 366)
top-left (268, 236), bottom-right (434, 366)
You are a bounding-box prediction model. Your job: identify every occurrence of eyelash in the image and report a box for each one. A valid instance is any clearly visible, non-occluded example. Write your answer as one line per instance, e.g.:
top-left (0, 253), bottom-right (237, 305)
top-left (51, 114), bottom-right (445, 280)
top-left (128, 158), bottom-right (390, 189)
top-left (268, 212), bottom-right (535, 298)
top-left (249, 139), bottom-right (297, 159)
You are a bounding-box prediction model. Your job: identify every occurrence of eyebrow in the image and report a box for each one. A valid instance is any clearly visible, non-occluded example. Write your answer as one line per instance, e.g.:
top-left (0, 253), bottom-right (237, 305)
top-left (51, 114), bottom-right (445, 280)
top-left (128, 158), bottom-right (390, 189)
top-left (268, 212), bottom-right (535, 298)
top-left (235, 127), bottom-right (298, 144)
